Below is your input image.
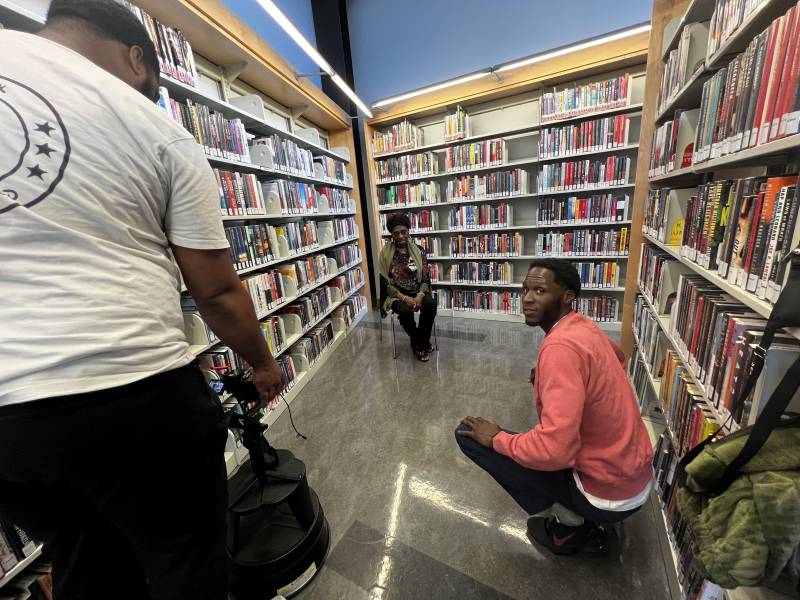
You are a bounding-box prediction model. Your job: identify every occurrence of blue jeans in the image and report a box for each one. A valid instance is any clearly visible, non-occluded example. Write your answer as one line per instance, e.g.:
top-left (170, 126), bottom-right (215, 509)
top-left (455, 424), bottom-right (639, 524)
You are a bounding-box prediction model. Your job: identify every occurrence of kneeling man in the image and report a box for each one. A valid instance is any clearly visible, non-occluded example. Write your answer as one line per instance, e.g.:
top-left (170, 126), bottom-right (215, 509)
top-left (456, 259), bottom-right (653, 555)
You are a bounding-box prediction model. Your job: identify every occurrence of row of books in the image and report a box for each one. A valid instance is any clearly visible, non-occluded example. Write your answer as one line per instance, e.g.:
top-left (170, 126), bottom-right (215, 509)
top-left (158, 87), bottom-right (251, 163)
top-left (538, 155), bottom-right (631, 192)
top-left (537, 194), bottom-right (630, 224)
top-left (638, 248), bottom-right (800, 425)
top-left (683, 175), bottom-right (797, 303)
top-left (448, 233), bottom-right (524, 257)
top-left (573, 295), bottom-right (621, 322)
top-left (434, 289), bottom-right (522, 315)
top-left (540, 73), bottom-right (631, 121)
top-left (243, 268), bottom-right (286, 316)
top-left (296, 321), bottom-right (336, 366)
top-left (438, 261), bottom-right (514, 285)
top-left (0, 521), bottom-right (38, 579)
top-left (411, 236), bottom-right (443, 256)
top-left (659, 23), bottom-right (704, 114)
top-left (315, 156), bottom-right (347, 184)
top-left (669, 273), bottom-right (799, 424)
top-left (707, 0), bottom-right (769, 58)
top-left (377, 181), bottom-right (440, 208)
top-left (215, 169), bottom-right (263, 216)
top-left (380, 210), bottom-right (439, 233)
top-left (628, 350), bottom-right (655, 411)
top-left (283, 288), bottom-right (333, 331)
top-left (372, 119), bottom-right (424, 155)
top-left (334, 295), bottom-right (368, 328)
top-left (375, 151), bottom-right (438, 183)
top-left (445, 169), bottom-right (530, 200)
top-left (281, 255), bottom-right (331, 293)
top-left (445, 139), bottom-right (507, 172)
top-left (225, 223), bottom-right (274, 270)
top-left (693, 4), bottom-right (800, 163)
top-left (534, 227), bottom-right (630, 256)
top-left (125, 2), bottom-right (197, 86)
top-left (327, 244), bottom-right (361, 270)
top-left (331, 216), bottom-right (358, 241)
top-left (574, 261), bottom-right (622, 288)
top-left (649, 109), bottom-right (695, 176)
top-left (260, 315), bottom-right (288, 356)
top-left (447, 203), bottom-right (513, 229)
top-left (225, 217), bottom-right (356, 271)
top-left (257, 134), bottom-right (313, 177)
top-left (538, 115), bottom-right (631, 158)
top-left (263, 181), bottom-right (354, 216)
top-left (633, 297), bottom-right (718, 451)
top-left (445, 105), bottom-right (470, 141)
top-left (652, 434), bottom-right (726, 600)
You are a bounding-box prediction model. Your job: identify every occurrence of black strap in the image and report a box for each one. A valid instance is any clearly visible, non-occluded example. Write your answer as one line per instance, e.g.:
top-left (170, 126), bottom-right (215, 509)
top-left (680, 249), bottom-right (800, 492)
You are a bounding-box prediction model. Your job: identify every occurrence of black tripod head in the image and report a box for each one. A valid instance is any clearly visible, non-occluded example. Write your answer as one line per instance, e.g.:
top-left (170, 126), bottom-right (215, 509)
top-left (221, 370), bottom-right (279, 483)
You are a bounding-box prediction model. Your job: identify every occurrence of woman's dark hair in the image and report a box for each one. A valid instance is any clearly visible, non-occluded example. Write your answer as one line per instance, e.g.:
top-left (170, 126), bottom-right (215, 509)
top-left (385, 212), bottom-right (411, 232)
top-left (528, 258), bottom-right (581, 297)
top-left (46, 0), bottom-right (159, 82)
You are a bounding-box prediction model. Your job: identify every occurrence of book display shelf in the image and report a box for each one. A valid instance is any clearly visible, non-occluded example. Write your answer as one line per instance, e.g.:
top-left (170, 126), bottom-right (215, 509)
top-left (0, 0), bottom-right (371, 489)
top-left (630, 0), bottom-right (800, 598)
top-left (365, 64), bottom-right (648, 330)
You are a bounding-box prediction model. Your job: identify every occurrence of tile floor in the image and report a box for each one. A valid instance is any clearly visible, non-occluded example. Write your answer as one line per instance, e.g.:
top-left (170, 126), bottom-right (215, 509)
top-left (266, 312), bottom-right (673, 600)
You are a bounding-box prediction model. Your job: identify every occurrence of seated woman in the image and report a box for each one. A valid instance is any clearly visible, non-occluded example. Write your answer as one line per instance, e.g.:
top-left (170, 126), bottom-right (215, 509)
top-left (379, 213), bottom-right (437, 362)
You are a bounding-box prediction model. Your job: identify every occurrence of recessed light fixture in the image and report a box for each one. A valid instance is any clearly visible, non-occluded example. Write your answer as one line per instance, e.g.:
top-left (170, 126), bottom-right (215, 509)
top-left (255, 0), bottom-right (373, 118)
top-left (371, 22), bottom-right (650, 110)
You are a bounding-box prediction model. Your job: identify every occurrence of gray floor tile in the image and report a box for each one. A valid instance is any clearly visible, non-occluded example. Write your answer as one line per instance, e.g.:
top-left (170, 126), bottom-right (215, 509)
top-left (265, 313), bottom-right (671, 599)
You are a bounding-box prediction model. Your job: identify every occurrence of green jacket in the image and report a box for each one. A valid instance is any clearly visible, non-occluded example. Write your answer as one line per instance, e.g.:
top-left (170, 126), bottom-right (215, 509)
top-left (677, 426), bottom-right (800, 588)
top-left (379, 241), bottom-right (430, 313)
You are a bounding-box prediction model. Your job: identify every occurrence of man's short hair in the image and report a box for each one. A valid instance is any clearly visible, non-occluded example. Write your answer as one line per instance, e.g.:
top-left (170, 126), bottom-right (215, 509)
top-left (47, 0), bottom-right (159, 80)
top-left (528, 258), bottom-right (581, 297)
top-left (385, 212), bottom-right (411, 232)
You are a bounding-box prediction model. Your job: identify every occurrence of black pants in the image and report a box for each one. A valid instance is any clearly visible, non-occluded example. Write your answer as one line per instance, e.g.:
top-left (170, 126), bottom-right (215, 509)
top-left (455, 425), bottom-right (639, 524)
top-left (391, 294), bottom-right (437, 350)
top-left (0, 362), bottom-right (229, 600)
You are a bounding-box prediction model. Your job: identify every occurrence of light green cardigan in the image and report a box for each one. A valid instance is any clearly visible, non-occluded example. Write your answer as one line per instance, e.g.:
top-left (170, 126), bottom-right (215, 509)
top-left (379, 241), bottom-right (430, 313)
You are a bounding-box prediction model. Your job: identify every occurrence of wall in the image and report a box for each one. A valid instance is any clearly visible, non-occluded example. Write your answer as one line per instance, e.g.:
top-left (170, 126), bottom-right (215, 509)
top-left (221, 0), bottom-right (321, 88)
top-left (346, 0), bottom-right (653, 105)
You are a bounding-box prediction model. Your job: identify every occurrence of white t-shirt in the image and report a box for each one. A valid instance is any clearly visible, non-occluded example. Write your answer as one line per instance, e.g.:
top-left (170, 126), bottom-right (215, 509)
top-left (0, 31), bottom-right (229, 406)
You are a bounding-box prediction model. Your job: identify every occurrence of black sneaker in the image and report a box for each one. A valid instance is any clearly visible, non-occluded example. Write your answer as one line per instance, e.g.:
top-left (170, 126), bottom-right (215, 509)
top-left (526, 517), bottom-right (607, 556)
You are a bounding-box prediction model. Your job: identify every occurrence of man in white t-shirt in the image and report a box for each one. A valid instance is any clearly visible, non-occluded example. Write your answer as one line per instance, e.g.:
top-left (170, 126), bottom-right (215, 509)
top-left (0, 1), bottom-right (284, 598)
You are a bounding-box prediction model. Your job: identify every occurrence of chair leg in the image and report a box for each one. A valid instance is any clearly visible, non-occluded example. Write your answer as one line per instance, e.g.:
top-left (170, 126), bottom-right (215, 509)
top-left (391, 315), bottom-right (398, 359)
top-left (433, 321), bottom-right (439, 352)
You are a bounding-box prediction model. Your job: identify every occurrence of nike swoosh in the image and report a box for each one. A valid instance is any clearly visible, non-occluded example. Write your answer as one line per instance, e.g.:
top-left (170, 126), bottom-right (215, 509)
top-left (552, 532), bottom-right (577, 546)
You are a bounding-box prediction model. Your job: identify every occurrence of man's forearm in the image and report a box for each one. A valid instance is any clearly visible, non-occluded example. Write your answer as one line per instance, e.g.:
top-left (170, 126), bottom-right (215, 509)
top-left (195, 284), bottom-right (273, 370)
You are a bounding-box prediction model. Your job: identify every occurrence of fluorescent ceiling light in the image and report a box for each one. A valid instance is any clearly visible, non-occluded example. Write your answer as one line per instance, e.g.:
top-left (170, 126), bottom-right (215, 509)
top-left (331, 74), bottom-right (373, 118)
top-left (255, 0), bottom-right (372, 118)
top-left (372, 71), bottom-right (490, 108)
top-left (496, 23), bottom-right (651, 72)
top-left (371, 22), bottom-right (650, 109)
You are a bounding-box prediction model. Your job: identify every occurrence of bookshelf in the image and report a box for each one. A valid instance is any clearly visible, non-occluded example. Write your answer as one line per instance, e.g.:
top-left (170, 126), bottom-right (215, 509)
top-left (0, 546), bottom-right (43, 590)
top-left (0, 1), bottom-right (372, 436)
top-left (364, 47), bottom-right (651, 327)
top-left (629, 0), bottom-right (800, 598)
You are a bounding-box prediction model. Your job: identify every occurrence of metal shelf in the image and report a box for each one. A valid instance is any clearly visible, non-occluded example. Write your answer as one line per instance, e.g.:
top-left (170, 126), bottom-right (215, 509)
top-left (0, 547), bottom-right (43, 590)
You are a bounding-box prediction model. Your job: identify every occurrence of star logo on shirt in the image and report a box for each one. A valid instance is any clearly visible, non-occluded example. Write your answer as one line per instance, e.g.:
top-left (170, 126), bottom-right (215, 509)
top-left (26, 164), bottom-right (47, 180)
top-left (34, 121), bottom-right (55, 137)
top-left (0, 75), bottom-right (71, 215)
top-left (34, 143), bottom-right (55, 158)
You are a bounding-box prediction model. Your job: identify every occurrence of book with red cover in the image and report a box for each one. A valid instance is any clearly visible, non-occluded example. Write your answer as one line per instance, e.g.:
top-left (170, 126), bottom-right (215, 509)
top-left (758, 13), bottom-right (790, 145)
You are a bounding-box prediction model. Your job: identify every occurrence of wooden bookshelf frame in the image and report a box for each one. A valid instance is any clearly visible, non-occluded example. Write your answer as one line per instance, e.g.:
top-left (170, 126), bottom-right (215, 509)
top-left (363, 37), bottom-right (650, 327)
top-left (631, 0), bottom-right (800, 598)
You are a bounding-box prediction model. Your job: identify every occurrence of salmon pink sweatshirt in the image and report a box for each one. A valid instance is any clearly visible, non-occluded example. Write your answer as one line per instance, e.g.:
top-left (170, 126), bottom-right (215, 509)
top-left (492, 312), bottom-right (653, 500)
